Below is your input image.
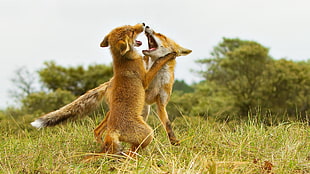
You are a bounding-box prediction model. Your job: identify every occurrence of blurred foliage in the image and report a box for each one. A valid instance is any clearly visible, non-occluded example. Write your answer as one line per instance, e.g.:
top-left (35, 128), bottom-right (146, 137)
top-left (261, 59), bottom-right (310, 118)
top-left (38, 61), bottom-right (113, 96)
top-left (9, 67), bottom-right (37, 99)
top-left (173, 80), bottom-right (194, 93)
top-left (169, 38), bottom-right (310, 121)
top-left (20, 89), bottom-right (76, 115)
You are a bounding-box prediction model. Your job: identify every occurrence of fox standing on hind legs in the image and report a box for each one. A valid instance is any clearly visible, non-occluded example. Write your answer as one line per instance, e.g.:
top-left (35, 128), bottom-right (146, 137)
top-left (98, 23), bottom-right (177, 154)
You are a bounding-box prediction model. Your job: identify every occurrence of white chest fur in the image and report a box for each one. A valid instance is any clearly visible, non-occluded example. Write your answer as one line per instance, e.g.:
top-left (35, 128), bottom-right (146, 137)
top-left (145, 59), bottom-right (172, 105)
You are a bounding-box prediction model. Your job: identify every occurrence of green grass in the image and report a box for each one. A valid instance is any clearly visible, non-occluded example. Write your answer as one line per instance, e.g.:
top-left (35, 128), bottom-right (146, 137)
top-left (1, 114), bottom-right (309, 173)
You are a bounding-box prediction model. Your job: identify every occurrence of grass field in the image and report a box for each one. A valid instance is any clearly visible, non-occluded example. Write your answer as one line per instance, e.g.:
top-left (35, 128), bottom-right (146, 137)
top-left (1, 113), bottom-right (309, 173)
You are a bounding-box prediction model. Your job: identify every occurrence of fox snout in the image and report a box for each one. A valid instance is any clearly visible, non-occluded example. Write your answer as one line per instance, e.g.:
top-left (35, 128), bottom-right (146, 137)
top-left (145, 26), bottom-right (154, 34)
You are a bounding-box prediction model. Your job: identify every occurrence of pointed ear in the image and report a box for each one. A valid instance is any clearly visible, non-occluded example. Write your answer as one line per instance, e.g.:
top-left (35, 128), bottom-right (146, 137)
top-left (118, 38), bottom-right (130, 55)
top-left (178, 47), bottom-right (192, 56)
top-left (100, 34), bottom-right (109, 47)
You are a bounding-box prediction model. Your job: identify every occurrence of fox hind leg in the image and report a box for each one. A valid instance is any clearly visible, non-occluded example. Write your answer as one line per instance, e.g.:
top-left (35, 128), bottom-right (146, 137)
top-left (101, 130), bottom-right (121, 154)
top-left (124, 122), bottom-right (154, 156)
top-left (156, 101), bottom-right (180, 145)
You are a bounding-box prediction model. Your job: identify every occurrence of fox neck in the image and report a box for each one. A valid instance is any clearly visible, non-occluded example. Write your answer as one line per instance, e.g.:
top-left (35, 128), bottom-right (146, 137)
top-left (111, 50), bottom-right (144, 75)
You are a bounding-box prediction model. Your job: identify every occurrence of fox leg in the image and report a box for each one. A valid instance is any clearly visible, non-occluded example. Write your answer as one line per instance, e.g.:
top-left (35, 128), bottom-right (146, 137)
top-left (129, 130), bottom-right (154, 155)
top-left (94, 111), bottom-right (110, 144)
top-left (124, 123), bottom-right (154, 156)
top-left (101, 130), bottom-right (121, 154)
top-left (156, 100), bottom-right (180, 145)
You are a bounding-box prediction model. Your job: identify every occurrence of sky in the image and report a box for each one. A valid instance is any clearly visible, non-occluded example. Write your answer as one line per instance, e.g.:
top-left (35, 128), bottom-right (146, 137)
top-left (1, 0), bottom-right (310, 109)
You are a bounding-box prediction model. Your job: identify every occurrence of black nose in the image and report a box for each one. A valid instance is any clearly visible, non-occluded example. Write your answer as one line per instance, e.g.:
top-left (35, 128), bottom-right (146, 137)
top-left (146, 26), bottom-right (149, 29)
top-left (142, 23), bottom-right (145, 26)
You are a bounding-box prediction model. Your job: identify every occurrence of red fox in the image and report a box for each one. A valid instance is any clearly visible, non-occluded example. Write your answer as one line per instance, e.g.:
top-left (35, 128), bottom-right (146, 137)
top-left (31, 25), bottom-right (192, 148)
top-left (98, 23), bottom-right (178, 154)
top-left (93, 26), bottom-right (192, 145)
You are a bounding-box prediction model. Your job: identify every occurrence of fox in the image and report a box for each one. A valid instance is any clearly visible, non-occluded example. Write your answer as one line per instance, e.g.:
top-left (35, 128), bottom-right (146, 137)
top-left (30, 25), bottom-right (192, 147)
top-left (97, 23), bottom-right (178, 154)
top-left (93, 26), bottom-right (192, 145)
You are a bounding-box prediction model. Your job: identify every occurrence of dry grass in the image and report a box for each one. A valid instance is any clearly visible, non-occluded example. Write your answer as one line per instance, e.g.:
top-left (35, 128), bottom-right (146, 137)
top-left (1, 113), bottom-right (309, 173)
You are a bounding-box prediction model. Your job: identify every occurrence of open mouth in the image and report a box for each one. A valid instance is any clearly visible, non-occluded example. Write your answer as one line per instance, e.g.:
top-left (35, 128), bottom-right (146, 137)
top-left (143, 32), bottom-right (158, 52)
top-left (134, 40), bottom-right (142, 47)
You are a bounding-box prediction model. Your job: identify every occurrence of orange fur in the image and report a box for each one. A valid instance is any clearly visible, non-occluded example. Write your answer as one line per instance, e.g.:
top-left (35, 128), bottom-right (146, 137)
top-left (99, 23), bottom-right (177, 154)
top-left (94, 26), bottom-right (192, 145)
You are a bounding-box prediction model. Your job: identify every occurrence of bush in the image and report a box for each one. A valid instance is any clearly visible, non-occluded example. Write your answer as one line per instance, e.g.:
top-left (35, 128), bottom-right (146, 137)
top-left (21, 89), bottom-right (76, 116)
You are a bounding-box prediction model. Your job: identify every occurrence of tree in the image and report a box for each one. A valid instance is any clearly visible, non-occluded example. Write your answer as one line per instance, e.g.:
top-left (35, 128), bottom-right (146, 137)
top-left (7, 62), bottom-right (113, 117)
top-left (262, 59), bottom-right (310, 118)
top-left (38, 61), bottom-right (113, 96)
top-left (172, 80), bottom-right (194, 93)
top-left (194, 38), bottom-right (310, 121)
top-left (9, 67), bottom-right (38, 103)
top-left (21, 89), bottom-right (76, 115)
top-left (197, 38), bottom-right (272, 116)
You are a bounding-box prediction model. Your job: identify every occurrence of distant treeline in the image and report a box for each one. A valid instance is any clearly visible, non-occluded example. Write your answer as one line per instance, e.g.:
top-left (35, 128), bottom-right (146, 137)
top-left (2, 38), bottom-right (310, 123)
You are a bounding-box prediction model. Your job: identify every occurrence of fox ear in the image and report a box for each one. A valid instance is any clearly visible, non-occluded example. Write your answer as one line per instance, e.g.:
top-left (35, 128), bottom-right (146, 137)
top-left (178, 47), bottom-right (192, 56)
top-left (118, 37), bottom-right (130, 55)
top-left (100, 35), bottom-right (109, 47)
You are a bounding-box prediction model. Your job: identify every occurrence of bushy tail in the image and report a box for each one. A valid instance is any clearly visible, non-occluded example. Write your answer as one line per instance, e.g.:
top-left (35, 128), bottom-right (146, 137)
top-left (31, 81), bottom-right (111, 128)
